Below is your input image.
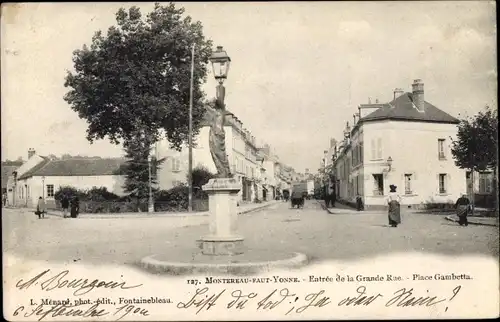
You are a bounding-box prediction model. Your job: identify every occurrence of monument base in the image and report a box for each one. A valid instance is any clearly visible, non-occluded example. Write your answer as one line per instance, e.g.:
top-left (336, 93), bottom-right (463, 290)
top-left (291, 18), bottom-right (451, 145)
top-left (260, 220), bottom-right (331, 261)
top-left (200, 177), bottom-right (243, 255)
top-left (197, 235), bottom-right (244, 255)
top-left (139, 249), bottom-right (308, 275)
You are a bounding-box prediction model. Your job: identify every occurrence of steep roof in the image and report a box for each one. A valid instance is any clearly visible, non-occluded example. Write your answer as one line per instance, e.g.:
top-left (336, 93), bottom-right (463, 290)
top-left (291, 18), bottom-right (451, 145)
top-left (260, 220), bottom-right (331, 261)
top-left (16, 157), bottom-right (51, 180)
top-left (1, 161), bottom-right (23, 189)
top-left (18, 158), bottom-right (127, 179)
top-left (360, 92), bottom-right (459, 124)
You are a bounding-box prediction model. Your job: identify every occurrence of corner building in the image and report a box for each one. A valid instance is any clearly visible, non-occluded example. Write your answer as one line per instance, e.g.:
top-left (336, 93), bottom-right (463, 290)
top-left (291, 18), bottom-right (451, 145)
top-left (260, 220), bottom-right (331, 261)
top-left (333, 79), bottom-right (466, 210)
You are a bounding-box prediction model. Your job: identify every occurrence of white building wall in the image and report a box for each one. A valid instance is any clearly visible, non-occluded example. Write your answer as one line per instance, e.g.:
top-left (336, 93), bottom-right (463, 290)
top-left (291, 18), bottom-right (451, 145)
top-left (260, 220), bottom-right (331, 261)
top-left (7, 155), bottom-right (46, 206)
top-left (16, 175), bottom-right (125, 208)
top-left (360, 120), bottom-right (466, 208)
top-left (156, 125), bottom-right (260, 202)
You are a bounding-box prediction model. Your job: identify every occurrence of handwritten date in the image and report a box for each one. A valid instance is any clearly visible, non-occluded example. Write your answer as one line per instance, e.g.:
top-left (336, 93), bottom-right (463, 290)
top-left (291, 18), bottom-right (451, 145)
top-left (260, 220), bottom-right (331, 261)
top-left (13, 302), bottom-right (149, 321)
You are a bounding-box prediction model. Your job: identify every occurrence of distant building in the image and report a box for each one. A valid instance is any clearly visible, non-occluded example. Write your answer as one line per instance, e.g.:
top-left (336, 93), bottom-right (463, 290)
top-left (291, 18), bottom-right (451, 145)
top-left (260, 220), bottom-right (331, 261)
top-left (155, 109), bottom-right (261, 202)
top-left (2, 160), bottom-right (23, 205)
top-left (5, 149), bottom-right (48, 207)
top-left (332, 79), bottom-right (466, 209)
top-left (12, 155), bottom-right (126, 208)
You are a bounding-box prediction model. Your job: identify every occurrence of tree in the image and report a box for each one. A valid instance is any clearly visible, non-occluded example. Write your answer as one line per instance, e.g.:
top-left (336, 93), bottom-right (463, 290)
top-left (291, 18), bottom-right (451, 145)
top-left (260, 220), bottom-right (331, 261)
top-left (63, 2), bottom-right (212, 151)
top-left (121, 131), bottom-right (165, 211)
top-left (451, 107), bottom-right (498, 171)
top-left (451, 106), bottom-right (498, 211)
top-left (189, 166), bottom-right (216, 194)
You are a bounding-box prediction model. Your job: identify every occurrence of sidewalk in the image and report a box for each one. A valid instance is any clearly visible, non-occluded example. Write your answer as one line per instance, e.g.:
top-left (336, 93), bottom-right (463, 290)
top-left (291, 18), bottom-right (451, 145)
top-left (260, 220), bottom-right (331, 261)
top-left (317, 200), bottom-right (384, 215)
top-left (45, 200), bottom-right (278, 219)
top-left (445, 214), bottom-right (499, 227)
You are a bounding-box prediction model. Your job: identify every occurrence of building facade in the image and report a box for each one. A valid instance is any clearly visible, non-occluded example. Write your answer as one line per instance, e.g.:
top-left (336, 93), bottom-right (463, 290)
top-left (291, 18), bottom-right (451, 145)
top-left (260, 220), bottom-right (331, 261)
top-left (156, 110), bottom-right (262, 202)
top-left (12, 157), bottom-right (126, 208)
top-left (332, 79), bottom-right (466, 210)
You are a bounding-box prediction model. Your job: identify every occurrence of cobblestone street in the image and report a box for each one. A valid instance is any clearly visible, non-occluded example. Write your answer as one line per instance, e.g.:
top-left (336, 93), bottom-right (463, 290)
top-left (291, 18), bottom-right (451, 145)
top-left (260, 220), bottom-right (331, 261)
top-left (3, 201), bottom-right (498, 268)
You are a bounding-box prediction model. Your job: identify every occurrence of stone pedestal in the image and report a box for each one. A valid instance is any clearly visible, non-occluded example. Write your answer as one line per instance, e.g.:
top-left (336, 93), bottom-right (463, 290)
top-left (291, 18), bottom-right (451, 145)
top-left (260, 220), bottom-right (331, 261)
top-left (198, 178), bottom-right (244, 255)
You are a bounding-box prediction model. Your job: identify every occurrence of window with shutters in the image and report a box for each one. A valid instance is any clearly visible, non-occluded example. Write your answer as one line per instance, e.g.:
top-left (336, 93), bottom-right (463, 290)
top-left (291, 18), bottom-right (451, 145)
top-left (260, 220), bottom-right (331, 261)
top-left (479, 172), bottom-right (492, 194)
top-left (171, 158), bottom-right (181, 172)
top-left (371, 139), bottom-right (376, 160)
top-left (377, 138), bottom-right (382, 159)
top-left (360, 142), bottom-right (364, 165)
top-left (438, 174), bottom-right (447, 194)
top-left (371, 138), bottom-right (383, 160)
top-left (404, 174), bottom-right (413, 194)
top-left (438, 139), bottom-right (446, 160)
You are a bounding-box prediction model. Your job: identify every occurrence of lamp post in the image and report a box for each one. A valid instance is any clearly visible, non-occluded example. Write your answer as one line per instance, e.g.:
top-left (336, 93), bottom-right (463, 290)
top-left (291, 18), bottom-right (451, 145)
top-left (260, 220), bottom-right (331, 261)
top-left (209, 46), bottom-right (231, 106)
top-left (386, 156), bottom-right (393, 172)
top-left (42, 176), bottom-right (45, 201)
top-left (148, 155), bottom-right (154, 213)
top-left (188, 44), bottom-right (195, 212)
top-left (199, 45), bottom-right (243, 256)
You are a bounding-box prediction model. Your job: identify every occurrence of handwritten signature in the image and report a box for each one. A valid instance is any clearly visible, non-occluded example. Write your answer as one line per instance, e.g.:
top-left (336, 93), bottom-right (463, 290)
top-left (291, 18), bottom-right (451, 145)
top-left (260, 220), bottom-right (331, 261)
top-left (16, 269), bottom-right (143, 296)
top-left (175, 285), bottom-right (461, 315)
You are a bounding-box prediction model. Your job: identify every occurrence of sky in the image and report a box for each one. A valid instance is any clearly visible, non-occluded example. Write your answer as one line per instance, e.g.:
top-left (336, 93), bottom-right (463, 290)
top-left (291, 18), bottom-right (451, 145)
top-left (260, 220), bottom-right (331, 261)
top-left (1, 2), bottom-right (497, 172)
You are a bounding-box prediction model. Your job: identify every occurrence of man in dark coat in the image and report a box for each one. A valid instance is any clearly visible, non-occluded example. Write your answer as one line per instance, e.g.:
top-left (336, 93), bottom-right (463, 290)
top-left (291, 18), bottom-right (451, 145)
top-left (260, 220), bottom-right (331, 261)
top-left (455, 194), bottom-right (470, 226)
top-left (36, 197), bottom-right (46, 219)
top-left (61, 195), bottom-right (70, 218)
top-left (70, 196), bottom-right (80, 218)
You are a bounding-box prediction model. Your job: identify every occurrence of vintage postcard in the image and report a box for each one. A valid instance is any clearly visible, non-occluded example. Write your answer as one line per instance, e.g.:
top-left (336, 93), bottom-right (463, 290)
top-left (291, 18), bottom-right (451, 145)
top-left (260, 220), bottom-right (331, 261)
top-left (2, 1), bottom-right (499, 320)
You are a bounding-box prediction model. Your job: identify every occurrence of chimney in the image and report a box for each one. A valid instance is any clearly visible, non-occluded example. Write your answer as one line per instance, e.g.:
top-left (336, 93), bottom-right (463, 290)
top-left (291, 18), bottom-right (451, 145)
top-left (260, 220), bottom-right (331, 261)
top-left (28, 148), bottom-right (35, 159)
top-left (330, 138), bottom-right (337, 148)
top-left (353, 114), bottom-right (357, 125)
top-left (412, 79), bottom-right (425, 112)
top-left (375, 98), bottom-right (379, 103)
top-left (393, 88), bottom-right (404, 100)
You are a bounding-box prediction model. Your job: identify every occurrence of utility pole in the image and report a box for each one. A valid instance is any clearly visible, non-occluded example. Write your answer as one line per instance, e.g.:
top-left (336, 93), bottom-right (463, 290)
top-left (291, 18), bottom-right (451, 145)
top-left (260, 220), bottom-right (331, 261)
top-left (148, 155), bottom-right (153, 213)
top-left (188, 44), bottom-right (195, 212)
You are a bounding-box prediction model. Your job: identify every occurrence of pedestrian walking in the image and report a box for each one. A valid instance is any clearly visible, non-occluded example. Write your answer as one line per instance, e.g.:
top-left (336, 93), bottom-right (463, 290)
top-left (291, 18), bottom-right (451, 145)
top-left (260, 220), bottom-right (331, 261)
top-left (455, 193), bottom-right (470, 227)
top-left (2, 192), bottom-right (7, 207)
top-left (324, 186), bottom-right (330, 208)
top-left (330, 188), bottom-right (336, 208)
top-left (61, 195), bottom-right (70, 218)
top-left (356, 194), bottom-right (363, 211)
top-left (70, 196), bottom-right (80, 218)
top-left (35, 196), bottom-right (46, 219)
top-left (386, 184), bottom-right (402, 227)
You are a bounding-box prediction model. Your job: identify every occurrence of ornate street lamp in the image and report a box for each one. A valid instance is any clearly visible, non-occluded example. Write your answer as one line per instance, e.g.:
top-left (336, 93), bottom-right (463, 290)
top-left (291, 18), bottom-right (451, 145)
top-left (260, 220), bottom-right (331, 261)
top-left (386, 156), bottom-right (393, 172)
top-left (343, 123), bottom-right (351, 139)
top-left (210, 46), bottom-right (231, 106)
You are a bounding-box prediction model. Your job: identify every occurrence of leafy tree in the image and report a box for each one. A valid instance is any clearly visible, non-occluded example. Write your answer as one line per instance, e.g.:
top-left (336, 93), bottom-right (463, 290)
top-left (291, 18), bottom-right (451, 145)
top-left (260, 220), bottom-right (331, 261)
top-left (189, 166), bottom-right (216, 197)
top-left (121, 131), bottom-right (165, 210)
top-left (63, 2), bottom-right (213, 151)
top-left (451, 107), bottom-right (498, 171)
top-left (451, 107), bottom-right (498, 211)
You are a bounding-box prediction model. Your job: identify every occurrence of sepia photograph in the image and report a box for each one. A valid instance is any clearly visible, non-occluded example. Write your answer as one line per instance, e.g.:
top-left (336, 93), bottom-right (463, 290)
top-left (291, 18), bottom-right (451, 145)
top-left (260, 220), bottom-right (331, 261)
top-left (2, 1), bottom-right (498, 320)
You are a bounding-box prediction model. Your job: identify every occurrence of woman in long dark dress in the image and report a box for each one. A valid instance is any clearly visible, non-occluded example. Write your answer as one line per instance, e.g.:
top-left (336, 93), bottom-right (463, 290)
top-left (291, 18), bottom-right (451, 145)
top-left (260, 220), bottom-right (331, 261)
top-left (455, 194), bottom-right (470, 226)
top-left (70, 196), bottom-right (80, 218)
top-left (386, 184), bottom-right (402, 227)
